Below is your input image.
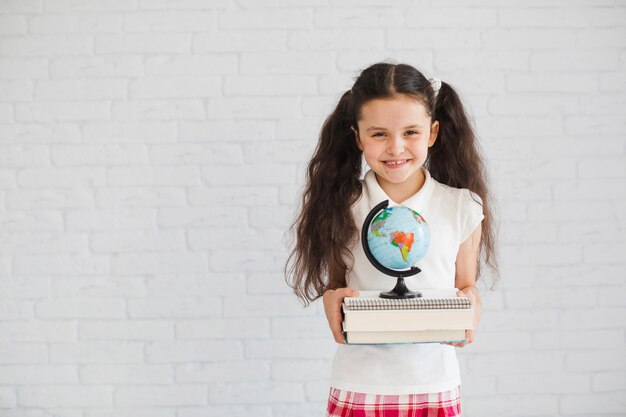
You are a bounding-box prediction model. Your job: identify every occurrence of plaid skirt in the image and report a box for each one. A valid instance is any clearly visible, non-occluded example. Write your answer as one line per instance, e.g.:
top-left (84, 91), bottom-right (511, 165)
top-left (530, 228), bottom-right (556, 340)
top-left (325, 385), bottom-right (461, 417)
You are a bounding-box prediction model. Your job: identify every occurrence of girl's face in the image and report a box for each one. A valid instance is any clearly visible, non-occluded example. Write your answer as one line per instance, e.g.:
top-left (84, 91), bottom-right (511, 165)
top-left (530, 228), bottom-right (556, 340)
top-left (352, 95), bottom-right (439, 196)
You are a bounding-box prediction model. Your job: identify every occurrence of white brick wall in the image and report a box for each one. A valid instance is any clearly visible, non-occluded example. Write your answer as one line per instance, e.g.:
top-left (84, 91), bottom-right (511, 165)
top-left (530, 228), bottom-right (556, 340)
top-left (1, 1), bottom-right (625, 416)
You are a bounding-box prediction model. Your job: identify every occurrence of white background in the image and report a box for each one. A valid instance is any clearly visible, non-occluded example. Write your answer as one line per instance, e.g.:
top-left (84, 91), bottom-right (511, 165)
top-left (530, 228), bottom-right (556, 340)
top-left (0, 0), bottom-right (625, 416)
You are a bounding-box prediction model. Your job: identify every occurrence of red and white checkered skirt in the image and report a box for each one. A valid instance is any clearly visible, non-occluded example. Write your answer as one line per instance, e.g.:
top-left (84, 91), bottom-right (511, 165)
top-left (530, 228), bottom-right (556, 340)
top-left (325, 385), bottom-right (461, 417)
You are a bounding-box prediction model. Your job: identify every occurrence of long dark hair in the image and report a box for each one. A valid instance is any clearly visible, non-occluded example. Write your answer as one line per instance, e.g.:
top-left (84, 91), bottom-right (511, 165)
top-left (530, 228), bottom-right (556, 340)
top-left (284, 61), bottom-right (499, 306)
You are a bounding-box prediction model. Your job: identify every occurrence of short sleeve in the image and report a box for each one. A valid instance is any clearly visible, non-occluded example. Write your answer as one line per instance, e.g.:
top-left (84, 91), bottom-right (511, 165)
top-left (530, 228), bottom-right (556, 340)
top-left (459, 189), bottom-right (484, 244)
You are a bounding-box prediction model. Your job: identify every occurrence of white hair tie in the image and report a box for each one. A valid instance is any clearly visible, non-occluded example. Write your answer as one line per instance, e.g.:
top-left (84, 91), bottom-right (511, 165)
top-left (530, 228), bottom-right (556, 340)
top-left (429, 78), bottom-right (442, 98)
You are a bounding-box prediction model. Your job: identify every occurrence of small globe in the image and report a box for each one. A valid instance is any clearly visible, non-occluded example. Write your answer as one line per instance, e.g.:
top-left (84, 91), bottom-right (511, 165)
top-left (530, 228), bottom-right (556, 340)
top-left (365, 205), bottom-right (430, 271)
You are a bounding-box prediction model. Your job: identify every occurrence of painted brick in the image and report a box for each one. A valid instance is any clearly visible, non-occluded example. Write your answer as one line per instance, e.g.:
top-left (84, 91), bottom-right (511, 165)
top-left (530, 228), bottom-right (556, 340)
top-left (0, 2), bottom-right (624, 415)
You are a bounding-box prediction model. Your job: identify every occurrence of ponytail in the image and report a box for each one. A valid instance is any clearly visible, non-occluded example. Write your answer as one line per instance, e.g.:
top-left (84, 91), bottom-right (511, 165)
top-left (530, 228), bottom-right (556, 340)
top-left (427, 82), bottom-right (499, 283)
top-left (284, 91), bottom-right (363, 306)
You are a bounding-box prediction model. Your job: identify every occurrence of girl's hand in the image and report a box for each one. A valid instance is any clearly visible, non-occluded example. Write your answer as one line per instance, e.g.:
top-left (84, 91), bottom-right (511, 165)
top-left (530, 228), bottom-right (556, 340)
top-left (443, 287), bottom-right (482, 348)
top-left (323, 287), bottom-right (359, 344)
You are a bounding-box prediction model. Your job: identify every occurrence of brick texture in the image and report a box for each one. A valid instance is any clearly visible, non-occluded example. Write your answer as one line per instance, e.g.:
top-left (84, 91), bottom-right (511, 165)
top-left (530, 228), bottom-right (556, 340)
top-left (0, 1), bottom-right (625, 416)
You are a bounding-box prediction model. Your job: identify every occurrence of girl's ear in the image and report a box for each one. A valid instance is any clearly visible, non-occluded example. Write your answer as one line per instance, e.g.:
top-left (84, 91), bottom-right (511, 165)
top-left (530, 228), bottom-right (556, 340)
top-left (351, 126), bottom-right (363, 151)
top-left (428, 120), bottom-right (439, 147)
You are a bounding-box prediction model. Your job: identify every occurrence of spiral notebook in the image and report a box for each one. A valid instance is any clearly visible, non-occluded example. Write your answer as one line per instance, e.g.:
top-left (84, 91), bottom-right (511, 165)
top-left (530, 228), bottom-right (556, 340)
top-left (343, 293), bottom-right (471, 311)
top-left (343, 288), bottom-right (472, 310)
top-left (342, 289), bottom-right (474, 333)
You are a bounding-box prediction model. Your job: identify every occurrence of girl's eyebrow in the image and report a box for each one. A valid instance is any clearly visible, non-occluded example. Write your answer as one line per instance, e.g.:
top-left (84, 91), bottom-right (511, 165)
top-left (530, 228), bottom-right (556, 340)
top-left (366, 124), bottom-right (424, 131)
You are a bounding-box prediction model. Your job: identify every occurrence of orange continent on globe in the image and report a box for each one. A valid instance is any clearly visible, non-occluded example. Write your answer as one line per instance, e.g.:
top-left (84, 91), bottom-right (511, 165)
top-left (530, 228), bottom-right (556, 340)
top-left (390, 232), bottom-right (415, 262)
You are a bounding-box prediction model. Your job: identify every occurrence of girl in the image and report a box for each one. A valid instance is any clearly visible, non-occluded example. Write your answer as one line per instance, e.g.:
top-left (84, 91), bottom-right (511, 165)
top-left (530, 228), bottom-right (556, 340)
top-left (284, 62), bottom-right (499, 416)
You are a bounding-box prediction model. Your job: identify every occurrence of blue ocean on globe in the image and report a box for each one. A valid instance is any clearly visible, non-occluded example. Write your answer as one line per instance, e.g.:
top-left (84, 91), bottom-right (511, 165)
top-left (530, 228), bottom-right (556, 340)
top-left (366, 205), bottom-right (430, 270)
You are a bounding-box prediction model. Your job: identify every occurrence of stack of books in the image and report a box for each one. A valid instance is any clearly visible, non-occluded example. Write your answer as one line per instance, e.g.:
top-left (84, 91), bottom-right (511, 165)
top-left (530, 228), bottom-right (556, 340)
top-left (341, 288), bottom-right (474, 345)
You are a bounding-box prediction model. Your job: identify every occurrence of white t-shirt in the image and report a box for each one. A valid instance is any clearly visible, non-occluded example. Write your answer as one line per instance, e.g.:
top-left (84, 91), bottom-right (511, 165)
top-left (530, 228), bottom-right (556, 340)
top-left (328, 167), bottom-right (485, 395)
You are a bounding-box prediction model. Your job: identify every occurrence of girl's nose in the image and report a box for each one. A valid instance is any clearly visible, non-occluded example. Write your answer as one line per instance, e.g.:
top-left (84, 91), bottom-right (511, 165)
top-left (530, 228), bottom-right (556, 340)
top-left (386, 135), bottom-right (404, 155)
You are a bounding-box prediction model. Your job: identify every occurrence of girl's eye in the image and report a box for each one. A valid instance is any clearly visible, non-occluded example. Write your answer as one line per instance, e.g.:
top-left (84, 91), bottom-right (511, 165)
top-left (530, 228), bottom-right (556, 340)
top-left (372, 131), bottom-right (419, 137)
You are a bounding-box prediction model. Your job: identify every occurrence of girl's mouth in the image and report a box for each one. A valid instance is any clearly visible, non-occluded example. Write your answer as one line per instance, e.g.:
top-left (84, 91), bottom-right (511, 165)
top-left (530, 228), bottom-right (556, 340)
top-left (383, 159), bottom-right (410, 168)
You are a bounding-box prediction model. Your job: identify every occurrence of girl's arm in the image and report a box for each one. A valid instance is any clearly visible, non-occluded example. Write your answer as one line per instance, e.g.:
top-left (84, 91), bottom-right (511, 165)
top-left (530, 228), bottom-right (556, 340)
top-left (444, 223), bottom-right (482, 348)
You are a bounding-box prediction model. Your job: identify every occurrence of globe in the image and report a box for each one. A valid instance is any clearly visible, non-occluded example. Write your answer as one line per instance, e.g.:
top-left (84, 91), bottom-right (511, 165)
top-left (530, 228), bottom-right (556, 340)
top-left (366, 205), bottom-right (430, 271)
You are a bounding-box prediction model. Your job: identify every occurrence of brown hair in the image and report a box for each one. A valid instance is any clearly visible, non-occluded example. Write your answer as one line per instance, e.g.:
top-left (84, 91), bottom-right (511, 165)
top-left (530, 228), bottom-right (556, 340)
top-left (284, 61), bottom-right (499, 306)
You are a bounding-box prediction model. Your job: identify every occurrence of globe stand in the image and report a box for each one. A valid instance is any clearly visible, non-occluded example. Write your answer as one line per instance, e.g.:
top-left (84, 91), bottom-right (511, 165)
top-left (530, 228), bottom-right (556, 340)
top-left (379, 274), bottom-right (422, 299)
top-left (362, 200), bottom-right (423, 300)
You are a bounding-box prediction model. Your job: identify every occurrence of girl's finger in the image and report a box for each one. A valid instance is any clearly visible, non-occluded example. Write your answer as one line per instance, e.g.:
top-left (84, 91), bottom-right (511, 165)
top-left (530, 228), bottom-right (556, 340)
top-left (338, 288), bottom-right (359, 298)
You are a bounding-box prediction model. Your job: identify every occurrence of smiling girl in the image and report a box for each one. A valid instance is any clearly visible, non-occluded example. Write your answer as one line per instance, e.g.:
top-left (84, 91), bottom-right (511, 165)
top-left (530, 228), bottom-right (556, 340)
top-left (285, 61), bottom-right (499, 416)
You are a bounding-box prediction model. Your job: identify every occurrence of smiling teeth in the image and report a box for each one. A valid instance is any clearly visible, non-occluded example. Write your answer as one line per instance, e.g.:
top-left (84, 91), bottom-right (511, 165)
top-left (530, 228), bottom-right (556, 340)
top-left (386, 160), bottom-right (408, 165)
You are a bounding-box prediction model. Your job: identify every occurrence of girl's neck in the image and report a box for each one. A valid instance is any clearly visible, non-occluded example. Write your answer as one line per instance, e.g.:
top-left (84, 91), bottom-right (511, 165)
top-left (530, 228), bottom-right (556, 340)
top-left (375, 167), bottom-right (426, 203)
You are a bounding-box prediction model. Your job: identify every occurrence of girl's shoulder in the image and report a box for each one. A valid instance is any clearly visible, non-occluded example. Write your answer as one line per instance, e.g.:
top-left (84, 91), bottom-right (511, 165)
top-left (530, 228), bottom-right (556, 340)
top-left (431, 179), bottom-right (483, 208)
top-left (430, 180), bottom-right (484, 242)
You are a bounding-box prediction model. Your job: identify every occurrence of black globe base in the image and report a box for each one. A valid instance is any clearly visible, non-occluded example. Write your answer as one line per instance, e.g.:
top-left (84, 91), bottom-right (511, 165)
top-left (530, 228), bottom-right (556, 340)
top-left (379, 276), bottom-right (423, 299)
